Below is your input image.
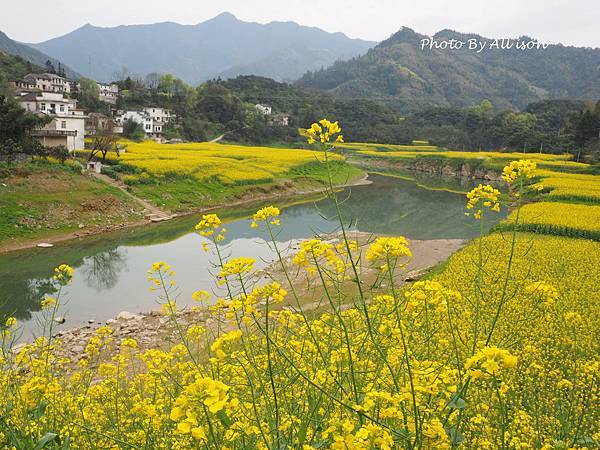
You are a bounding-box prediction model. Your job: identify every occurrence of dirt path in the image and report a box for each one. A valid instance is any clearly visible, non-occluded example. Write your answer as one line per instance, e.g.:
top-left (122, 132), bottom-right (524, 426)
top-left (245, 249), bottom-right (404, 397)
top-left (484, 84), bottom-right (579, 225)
top-left (209, 134), bottom-right (225, 143)
top-left (91, 172), bottom-right (172, 221)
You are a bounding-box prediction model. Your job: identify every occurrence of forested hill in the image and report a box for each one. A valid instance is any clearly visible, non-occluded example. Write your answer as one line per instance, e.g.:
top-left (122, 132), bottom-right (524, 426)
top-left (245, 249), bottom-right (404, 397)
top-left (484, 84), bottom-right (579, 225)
top-left (299, 27), bottom-right (600, 113)
top-left (0, 31), bottom-right (79, 80)
top-left (0, 51), bottom-right (43, 81)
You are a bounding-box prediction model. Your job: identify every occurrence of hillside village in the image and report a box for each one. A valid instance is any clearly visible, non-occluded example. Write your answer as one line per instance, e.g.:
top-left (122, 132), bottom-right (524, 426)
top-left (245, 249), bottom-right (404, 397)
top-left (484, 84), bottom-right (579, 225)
top-left (6, 68), bottom-right (298, 155)
top-left (10, 72), bottom-right (179, 151)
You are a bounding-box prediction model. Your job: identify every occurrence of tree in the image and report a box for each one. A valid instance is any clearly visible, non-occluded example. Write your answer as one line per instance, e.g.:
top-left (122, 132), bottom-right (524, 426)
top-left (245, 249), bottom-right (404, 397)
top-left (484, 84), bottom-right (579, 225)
top-left (0, 95), bottom-right (50, 161)
top-left (57, 62), bottom-right (66, 78)
top-left (77, 77), bottom-right (104, 112)
top-left (88, 117), bottom-right (121, 162)
top-left (159, 74), bottom-right (176, 96)
top-left (145, 73), bottom-right (162, 91)
top-left (45, 60), bottom-right (56, 74)
top-left (122, 119), bottom-right (146, 141)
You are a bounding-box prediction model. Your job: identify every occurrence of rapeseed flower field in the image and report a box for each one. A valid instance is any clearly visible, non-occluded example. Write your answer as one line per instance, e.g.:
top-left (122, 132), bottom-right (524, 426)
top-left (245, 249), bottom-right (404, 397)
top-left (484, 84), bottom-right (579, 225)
top-left (101, 140), bottom-right (361, 211)
top-left (113, 140), bottom-right (344, 185)
top-left (1, 122), bottom-right (598, 449)
top-left (499, 202), bottom-right (600, 240)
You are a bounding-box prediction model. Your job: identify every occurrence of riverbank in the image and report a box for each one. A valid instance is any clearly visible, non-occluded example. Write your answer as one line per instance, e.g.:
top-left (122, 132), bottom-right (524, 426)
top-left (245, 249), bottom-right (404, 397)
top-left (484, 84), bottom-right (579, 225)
top-left (34, 234), bottom-right (464, 360)
top-left (0, 170), bottom-right (370, 254)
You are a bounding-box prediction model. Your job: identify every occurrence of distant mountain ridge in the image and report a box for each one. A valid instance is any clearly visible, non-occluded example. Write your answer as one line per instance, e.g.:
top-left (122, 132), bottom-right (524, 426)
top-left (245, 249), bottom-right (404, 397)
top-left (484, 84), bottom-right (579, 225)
top-left (0, 31), bottom-right (79, 80)
top-left (28, 13), bottom-right (375, 84)
top-left (299, 27), bottom-right (600, 112)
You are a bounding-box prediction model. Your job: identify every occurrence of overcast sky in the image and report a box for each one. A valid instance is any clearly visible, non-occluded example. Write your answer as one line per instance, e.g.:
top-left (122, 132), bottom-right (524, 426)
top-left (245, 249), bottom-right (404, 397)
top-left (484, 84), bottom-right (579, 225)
top-left (1, 0), bottom-right (599, 47)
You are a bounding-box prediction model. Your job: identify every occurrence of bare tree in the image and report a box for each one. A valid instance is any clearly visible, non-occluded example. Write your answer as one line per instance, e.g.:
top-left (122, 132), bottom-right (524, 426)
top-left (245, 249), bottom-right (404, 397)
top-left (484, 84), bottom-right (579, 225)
top-left (112, 67), bottom-right (130, 83)
top-left (145, 72), bottom-right (162, 91)
top-left (88, 115), bottom-right (122, 162)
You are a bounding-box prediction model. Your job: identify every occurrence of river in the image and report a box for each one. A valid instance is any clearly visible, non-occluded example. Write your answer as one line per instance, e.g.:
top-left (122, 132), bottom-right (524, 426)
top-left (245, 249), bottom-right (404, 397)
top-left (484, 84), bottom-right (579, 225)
top-left (0, 173), bottom-right (506, 340)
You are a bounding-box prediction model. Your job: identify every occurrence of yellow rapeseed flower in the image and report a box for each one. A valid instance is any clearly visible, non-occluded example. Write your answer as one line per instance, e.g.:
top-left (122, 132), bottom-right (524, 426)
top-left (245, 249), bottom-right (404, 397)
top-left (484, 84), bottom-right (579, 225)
top-left (502, 160), bottom-right (537, 184)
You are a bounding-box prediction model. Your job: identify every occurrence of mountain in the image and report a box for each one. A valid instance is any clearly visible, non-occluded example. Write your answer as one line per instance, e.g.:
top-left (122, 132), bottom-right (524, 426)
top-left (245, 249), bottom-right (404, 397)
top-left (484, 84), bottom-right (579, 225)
top-left (298, 27), bottom-right (600, 113)
top-left (0, 31), bottom-right (79, 79)
top-left (29, 13), bottom-right (375, 84)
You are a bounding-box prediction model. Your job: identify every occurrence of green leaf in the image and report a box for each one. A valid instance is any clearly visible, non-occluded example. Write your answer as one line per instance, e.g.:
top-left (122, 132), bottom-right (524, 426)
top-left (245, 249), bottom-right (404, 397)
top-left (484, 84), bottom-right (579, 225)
top-left (33, 432), bottom-right (59, 450)
top-left (446, 427), bottom-right (465, 445)
top-left (60, 436), bottom-right (71, 450)
top-left (448, 393), bottom-right (467, 410)
top-left (576, 436), bottom-right (595, 446)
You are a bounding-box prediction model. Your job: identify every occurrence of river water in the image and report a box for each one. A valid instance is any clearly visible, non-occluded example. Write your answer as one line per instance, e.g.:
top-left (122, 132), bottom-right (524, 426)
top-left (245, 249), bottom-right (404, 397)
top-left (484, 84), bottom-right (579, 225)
top-left (0, 174), bottom-right (506, 340)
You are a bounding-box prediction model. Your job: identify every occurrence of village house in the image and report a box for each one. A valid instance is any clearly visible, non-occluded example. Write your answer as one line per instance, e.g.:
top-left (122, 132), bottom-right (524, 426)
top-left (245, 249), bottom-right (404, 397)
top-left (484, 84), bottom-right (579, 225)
top-left (114, 108), bottom-right (174, 141)
top-left (18, 91), bottom-right (86, 151)
top-left (15, 73), bottom-right (72, 94)
top-left (255, 104), bottom-right (272, 115)
top-left (271, 113), bottom-right (290, 126)
top-left (98, 83), bottom-right (120, 104)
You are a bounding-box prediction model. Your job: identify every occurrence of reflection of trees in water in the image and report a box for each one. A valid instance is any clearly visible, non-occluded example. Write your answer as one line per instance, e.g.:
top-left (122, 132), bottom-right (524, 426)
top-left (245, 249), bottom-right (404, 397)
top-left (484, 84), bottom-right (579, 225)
top-left (0, 278), bottom-right (56, 322)
top-left (81, 249), bottom-right (128, 291)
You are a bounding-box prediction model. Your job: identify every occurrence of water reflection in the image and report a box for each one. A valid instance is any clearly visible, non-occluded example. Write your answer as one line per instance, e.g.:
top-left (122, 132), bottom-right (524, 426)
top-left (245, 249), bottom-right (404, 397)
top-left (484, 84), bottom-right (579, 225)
top-left (82, 249), bottom-right (128, 291)
top-left (0, 174), bottom-right (507, 337)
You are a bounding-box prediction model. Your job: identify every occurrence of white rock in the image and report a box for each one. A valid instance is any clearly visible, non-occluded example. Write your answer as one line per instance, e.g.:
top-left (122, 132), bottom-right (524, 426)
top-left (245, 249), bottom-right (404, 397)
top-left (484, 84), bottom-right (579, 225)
top-left (37, 243), bottom-right (54, 248)
top-left (116, 311), bottom-right (144, 321)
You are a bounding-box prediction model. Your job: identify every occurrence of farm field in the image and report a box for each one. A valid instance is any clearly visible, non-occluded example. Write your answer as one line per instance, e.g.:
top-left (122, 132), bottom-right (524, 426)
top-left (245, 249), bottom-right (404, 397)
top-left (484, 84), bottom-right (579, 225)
top-left (102, 141), bottom-right (363, 211)
top-left (353, 147), bottom-right (590, 171)
top-left (498, 202), bottom-right (600, 240)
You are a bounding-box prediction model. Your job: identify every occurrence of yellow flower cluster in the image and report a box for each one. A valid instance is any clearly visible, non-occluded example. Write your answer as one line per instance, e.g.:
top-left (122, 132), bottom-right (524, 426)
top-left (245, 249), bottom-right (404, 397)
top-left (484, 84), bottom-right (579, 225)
top-left (218, 257), bottom-right (256, 280)
top-left (210, 330), bottom-right (243, 360)
top-left (52, 264), bottom-right (73, 285)
top-left (501, 159), bottom-right (537, 184)
top-left (365, 236), bottom-right (412, 271)
top-left (195, 214), bottom-right (222, 236)
top-left (170, 376), bottom-right (233, 441)
top-left (465, 184), bottom-right (501, 219)
top-left (304, 119), bottom-right (344, 145)
top-left (250, 205), bottom-right (280, 228)
top-left (293, 239), bottom-right (345, 275)
top-left (465, 346), bottom-right (518, 379)
top-left (525, 281), bottom-right (559, 308)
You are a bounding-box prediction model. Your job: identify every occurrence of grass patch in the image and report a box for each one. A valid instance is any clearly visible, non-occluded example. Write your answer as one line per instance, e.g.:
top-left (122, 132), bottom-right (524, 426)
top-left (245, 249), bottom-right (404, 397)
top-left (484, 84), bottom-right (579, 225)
top-left (0, 161), bottom-right (141, 246)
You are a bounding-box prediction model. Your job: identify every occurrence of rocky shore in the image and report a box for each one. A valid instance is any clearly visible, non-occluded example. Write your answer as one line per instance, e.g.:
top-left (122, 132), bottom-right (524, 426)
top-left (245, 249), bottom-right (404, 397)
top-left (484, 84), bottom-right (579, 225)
top-left (38, 234), bottom-right (466, 361)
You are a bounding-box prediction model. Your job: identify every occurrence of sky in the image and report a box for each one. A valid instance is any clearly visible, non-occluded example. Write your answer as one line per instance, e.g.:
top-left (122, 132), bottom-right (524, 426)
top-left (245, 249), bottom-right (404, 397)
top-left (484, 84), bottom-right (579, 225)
top-left (1, 0), bottom-right (599, 47)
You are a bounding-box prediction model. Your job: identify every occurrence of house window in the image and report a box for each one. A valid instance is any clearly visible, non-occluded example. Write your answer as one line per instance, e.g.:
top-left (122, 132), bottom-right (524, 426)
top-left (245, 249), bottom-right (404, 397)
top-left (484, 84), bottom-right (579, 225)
top-left (61, 121), bottom-right (67, 129)
top-left (59, 105), bottom-right (65, 112)
top-left (41, 103), bottom-right (46, 111)
top-left (146, 124), bottom-right (151, 130)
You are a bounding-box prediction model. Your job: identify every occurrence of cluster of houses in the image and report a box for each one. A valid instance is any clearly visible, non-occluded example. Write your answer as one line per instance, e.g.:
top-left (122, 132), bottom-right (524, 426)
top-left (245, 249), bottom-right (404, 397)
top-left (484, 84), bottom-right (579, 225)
top-left (113, 107), bottom-right (174, 141)
top-left (11, 73), bottom-right (174, 151)
top-left (10, 72), bottom-right (291, 152)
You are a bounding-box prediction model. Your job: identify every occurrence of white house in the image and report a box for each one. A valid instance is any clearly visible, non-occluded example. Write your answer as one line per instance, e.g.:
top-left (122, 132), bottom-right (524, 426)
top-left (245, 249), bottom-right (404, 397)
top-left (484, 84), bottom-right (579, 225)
top-left (98, 83), bottom-right (120, 104)
top-left (114, 108), bottom-right (174, 140)
top-left (19, 91), bottom-right (86, 151)
top-left (272, 114), bottom-right (290, 126)
top-left (255, 104), bottom-right (272, 115)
